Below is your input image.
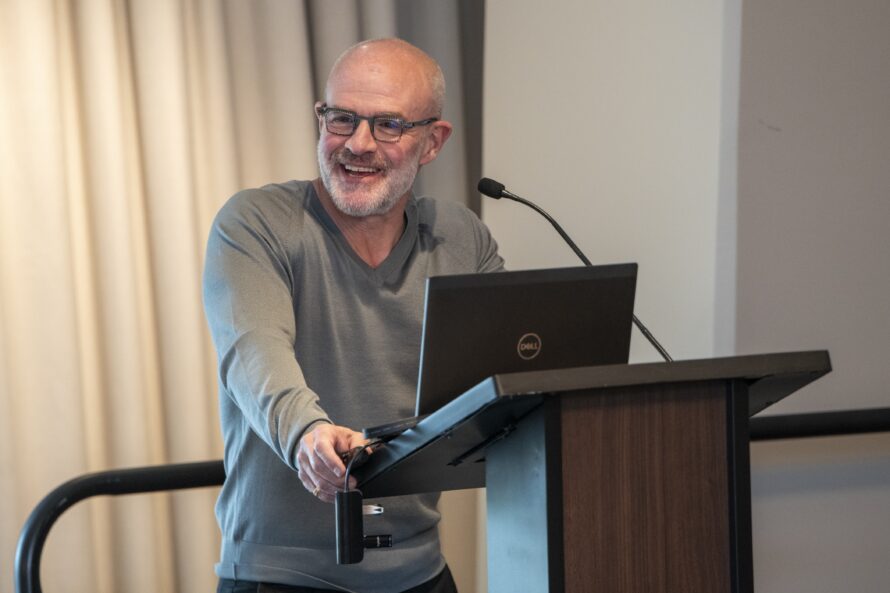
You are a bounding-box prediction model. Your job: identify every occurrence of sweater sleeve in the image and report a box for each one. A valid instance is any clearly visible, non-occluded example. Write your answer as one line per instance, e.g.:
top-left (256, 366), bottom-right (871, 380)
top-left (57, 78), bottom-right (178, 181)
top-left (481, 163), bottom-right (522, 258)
top-left (202, 189), bottom-right (330, 471)
top-left (470, 209), bottom-right (506, 273)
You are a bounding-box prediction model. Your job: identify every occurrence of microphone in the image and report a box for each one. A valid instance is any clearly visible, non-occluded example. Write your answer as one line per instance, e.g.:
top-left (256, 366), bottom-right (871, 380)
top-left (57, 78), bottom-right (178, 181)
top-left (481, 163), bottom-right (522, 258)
top-left (478, 177), bottom-right (673, 362)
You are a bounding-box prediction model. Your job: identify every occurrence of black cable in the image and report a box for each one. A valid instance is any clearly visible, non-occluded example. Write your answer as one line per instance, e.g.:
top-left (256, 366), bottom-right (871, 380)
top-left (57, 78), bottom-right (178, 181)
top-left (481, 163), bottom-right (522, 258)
top-left (342, 439), bottom-right (385, 493)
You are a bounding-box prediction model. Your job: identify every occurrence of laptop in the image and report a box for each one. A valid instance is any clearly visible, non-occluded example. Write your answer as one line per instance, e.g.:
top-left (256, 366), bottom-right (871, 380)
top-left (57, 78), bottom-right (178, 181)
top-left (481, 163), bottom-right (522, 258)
top-left (363, 263), bottom-right (638, 440)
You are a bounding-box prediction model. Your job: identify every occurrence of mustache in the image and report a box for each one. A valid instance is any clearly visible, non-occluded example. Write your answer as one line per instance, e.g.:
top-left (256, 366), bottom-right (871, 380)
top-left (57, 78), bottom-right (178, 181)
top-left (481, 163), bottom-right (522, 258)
top-left (333, 148), bottom-right (387, 170)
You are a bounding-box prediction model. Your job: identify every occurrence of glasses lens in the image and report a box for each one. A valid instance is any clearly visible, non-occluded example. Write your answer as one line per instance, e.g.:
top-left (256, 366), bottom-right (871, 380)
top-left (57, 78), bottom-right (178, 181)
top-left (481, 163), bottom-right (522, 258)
top-left (325, 111), bottom-right (356, 135)
top-left (373, 118), bottom-right (403, 142)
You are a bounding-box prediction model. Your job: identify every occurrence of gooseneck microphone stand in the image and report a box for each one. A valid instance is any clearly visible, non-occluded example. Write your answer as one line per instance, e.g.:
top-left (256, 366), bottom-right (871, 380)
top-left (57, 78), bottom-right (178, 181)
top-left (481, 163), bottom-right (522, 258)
top-left (478, 177), bottom-right (673, 362)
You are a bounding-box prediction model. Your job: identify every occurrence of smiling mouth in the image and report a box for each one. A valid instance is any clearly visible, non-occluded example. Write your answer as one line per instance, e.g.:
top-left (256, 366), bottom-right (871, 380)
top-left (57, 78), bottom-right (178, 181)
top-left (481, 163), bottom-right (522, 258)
top-left (341, 163), bottom-right (382, 178)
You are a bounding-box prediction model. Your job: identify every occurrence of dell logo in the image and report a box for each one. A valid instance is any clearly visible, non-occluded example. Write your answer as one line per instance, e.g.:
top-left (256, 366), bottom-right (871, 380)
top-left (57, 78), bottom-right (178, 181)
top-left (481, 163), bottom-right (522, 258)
top-left (517, 333), bottom-right (542, 360)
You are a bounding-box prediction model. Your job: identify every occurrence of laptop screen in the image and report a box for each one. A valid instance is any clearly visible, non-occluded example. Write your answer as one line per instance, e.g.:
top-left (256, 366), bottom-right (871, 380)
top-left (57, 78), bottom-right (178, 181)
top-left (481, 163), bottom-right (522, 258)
top-left (414, 264), bottom-right (638, 416)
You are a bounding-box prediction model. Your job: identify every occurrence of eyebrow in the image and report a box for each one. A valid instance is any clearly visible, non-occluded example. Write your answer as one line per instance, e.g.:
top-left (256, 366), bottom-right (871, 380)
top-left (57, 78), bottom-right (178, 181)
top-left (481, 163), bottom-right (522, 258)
top-left (327, 105), bottom-right (405, 119)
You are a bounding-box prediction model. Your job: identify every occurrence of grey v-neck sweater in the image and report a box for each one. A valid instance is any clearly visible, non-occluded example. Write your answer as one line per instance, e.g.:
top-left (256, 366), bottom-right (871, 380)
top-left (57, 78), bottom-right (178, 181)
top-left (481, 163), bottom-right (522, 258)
top-left (203, 180), bottom-right (503, 592)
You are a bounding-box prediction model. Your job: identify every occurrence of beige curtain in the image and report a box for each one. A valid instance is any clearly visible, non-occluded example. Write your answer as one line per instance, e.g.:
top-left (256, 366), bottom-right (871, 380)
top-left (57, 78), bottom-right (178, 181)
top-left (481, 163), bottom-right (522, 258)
top-left (1, 0), bottom-right (482, 591)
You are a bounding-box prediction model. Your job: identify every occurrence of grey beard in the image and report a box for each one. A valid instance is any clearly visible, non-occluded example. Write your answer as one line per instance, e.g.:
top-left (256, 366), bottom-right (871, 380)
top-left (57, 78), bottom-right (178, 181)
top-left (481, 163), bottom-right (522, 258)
top-left (317, 142), bottom-right (421, 217)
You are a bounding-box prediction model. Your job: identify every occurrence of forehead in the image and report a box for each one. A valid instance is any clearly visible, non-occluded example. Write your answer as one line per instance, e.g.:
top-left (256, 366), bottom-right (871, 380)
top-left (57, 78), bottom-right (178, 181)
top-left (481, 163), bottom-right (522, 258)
top-left (326, 48), bottom-right (434, 117)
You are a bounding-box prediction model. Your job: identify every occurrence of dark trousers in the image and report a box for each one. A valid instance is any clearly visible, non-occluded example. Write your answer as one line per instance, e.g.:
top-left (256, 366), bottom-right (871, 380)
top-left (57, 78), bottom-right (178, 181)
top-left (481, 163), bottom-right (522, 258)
top-left (217, 564), bottom-right (457, 593)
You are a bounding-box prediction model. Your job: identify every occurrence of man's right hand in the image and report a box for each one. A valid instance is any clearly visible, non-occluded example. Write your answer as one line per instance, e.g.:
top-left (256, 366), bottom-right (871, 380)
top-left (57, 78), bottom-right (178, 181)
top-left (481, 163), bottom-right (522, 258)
top-left (296, 423), bottom-right (366, 503)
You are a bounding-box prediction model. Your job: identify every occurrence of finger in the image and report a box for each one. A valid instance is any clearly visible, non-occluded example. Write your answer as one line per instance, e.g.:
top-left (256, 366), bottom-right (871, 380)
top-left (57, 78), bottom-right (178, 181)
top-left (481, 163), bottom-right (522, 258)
top-left (316, 488), bottom-right (336, 504)
top-left (301, 466), bottom-right (353, 496)
top-left (297, 439), bottom-right (334, 494)
top-left (299, 466), bottom-right (340, 501)
top-left (298, 427), bottom-right (343, 485)
top-left (300, 456), bottom-right (343, 490)
top-left (313, 434), bottom-right (347, 480)
top-left (296, 462), bottom-right (318, 490)
top-left (313, 473), bottom-right (347, 503)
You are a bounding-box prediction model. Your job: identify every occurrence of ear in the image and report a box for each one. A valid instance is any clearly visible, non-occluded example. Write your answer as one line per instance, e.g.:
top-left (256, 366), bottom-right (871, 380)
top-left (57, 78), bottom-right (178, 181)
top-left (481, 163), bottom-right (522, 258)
top-left (314, 101), bottom-right (325, 133)
top-left (418, 120), bottom-right (454, 166)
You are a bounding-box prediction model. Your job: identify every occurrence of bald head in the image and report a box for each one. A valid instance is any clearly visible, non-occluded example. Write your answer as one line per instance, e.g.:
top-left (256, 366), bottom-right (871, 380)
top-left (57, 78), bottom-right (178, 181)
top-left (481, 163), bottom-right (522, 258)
top-left (325, 38), bottom-right (446, 118)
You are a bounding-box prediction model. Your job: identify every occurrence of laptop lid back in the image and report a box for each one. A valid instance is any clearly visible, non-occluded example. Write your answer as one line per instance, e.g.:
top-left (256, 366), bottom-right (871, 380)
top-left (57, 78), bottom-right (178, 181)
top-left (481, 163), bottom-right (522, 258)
top-left (415, 263), bottom-right (637, 416)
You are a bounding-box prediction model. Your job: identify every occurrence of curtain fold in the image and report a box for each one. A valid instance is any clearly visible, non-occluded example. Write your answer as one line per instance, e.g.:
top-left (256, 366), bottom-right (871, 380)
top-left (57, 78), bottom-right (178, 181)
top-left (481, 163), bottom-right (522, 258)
top-left (0, 1), bottom-right (480, 591)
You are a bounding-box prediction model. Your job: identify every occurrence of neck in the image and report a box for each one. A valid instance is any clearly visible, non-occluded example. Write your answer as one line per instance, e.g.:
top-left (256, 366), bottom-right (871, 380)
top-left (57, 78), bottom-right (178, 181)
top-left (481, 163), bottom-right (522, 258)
top-left (313, 178), bottom-right (409, 268)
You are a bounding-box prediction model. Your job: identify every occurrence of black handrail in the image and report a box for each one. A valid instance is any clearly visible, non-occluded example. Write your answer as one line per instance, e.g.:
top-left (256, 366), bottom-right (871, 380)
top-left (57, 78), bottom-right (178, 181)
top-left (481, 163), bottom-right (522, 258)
top-left (14, 460), bottom-right (225, 593)
top-left (14, 408), bottom-right (890, 593)
top-left (750, 407), bottom-right (890, 441)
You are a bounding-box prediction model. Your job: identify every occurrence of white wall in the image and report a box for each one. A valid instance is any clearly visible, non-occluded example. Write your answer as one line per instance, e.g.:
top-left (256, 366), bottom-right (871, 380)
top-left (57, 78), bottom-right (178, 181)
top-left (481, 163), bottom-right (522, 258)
top-left (482, 0), bottom-right (889, 591)
top-left (483, 0), bottom-right (735, 363)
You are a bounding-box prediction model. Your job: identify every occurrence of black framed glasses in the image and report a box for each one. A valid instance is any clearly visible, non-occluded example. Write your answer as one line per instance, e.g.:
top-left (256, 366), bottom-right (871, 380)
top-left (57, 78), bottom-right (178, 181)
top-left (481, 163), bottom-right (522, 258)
top-left (315, 104), bottom-right (438, 143)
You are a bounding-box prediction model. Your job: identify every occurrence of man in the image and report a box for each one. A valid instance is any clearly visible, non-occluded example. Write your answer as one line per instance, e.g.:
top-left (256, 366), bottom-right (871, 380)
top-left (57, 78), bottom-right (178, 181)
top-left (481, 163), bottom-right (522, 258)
top-left (203, 38), bottom-right (504, 593)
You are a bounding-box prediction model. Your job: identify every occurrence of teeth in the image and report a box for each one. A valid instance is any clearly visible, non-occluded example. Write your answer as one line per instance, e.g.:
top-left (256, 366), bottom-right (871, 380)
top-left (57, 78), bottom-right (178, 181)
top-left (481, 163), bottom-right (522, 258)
top-left (343, 164), bottom-right (378, 173)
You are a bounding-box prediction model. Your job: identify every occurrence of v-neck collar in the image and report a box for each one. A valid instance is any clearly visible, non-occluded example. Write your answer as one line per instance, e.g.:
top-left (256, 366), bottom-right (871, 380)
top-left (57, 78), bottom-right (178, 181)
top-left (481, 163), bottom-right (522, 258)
top-left (307, 184), bottom-right (419, 287)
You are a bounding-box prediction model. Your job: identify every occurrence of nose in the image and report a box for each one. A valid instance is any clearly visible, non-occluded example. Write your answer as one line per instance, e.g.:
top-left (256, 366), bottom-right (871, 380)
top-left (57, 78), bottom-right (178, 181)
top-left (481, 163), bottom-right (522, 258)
top-left (344, 119), bottom-right (378, 155)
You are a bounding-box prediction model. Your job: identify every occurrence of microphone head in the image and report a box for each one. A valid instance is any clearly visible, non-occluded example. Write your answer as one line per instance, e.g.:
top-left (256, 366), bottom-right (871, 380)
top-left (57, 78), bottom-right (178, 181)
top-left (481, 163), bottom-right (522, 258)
top-left (477, 177), bottom-right (506, 199)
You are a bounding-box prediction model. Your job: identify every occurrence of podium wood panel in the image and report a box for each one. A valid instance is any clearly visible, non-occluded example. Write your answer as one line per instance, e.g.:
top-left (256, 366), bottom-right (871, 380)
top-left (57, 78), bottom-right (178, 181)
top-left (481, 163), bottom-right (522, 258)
top-left (561, 381), bottom-right (731, 592)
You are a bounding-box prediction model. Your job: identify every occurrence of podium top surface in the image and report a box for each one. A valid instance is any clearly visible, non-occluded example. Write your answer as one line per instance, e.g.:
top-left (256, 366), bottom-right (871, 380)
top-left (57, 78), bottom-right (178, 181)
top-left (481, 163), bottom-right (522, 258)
top-left (355, 350), bottom-right (830, 498)
top-left (486, 349), bottom-right (831, 417)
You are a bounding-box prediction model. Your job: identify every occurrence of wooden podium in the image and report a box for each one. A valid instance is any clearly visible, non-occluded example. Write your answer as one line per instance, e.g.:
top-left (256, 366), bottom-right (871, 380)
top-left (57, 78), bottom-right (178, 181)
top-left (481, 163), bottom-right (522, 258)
top-left (354, 351), bottom-right (831, 593)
